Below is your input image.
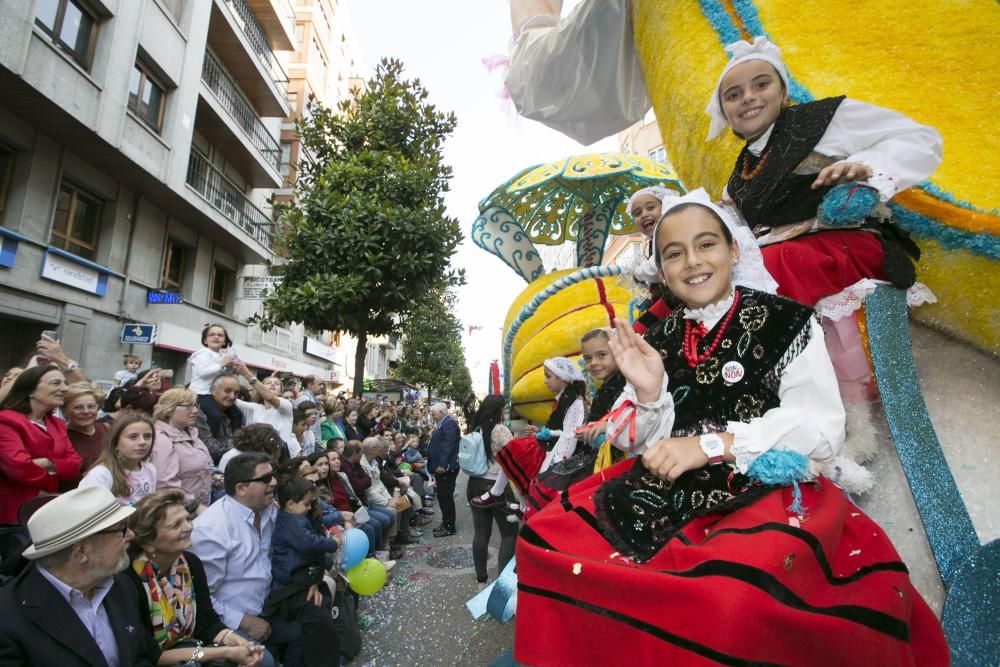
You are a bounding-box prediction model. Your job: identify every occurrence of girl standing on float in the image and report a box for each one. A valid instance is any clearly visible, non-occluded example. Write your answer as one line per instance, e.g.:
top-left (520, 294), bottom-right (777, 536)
top-left (512, 190), bottom-right (945, 666)
top-left (470, 357), bottom-right (585, 510)
top-left (709, 37), bottom-right (941, 312)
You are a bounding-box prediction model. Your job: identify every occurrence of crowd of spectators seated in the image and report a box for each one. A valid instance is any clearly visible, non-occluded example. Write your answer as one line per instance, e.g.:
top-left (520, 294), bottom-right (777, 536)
top-left (0, 331), bottom-right (458, 666)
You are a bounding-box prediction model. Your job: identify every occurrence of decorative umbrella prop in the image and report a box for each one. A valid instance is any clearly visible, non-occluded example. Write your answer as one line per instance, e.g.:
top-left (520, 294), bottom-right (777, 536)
top-left (471, 153), bottom-right (683, 281)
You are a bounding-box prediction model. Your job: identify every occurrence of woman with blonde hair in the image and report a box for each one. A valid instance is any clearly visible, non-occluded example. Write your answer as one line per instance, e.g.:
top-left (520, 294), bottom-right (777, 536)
top-left (63, 382), bottom-right (108, 472)
top-left (150, 387), bottom-right (213, 515)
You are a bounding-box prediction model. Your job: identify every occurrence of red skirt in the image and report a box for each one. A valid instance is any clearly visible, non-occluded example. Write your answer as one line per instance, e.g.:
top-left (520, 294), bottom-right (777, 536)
top-left (762, 230), bottom-right (887, 308)
top-left (514, 458), bottom-right (947, 667)
top-left (495, 435), bottom-right (546, 497)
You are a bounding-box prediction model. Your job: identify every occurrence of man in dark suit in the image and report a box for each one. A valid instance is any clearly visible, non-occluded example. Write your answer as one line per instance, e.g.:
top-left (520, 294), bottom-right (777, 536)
top-left (0, 486), bottom-right (161, 666)
top-left (427, 403), bottom-right (461, 537)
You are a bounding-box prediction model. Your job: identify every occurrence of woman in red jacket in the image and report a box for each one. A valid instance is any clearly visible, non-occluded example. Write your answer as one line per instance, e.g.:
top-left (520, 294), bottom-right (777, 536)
top-left (0, 364), bottom-right (81, 523)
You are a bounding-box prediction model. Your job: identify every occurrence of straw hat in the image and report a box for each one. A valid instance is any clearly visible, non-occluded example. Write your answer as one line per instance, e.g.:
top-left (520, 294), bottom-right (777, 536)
top-left (22, 487), bottom-right (135, 560)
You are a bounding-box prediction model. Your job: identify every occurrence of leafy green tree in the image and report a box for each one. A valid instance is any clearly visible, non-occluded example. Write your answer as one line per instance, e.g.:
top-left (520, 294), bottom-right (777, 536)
top-left (394, 288), bottom-right (472, 402)
top-left (253, 59), bottom-right (463, 395)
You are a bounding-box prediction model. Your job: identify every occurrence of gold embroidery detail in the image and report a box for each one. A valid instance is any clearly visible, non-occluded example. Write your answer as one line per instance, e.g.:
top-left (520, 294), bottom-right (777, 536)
top-left (739, 305), bottom-right (769, 332)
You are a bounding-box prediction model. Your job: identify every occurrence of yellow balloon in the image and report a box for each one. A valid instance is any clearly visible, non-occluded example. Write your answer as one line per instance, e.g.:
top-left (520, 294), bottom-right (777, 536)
top-left (346, 558), bottom-right (387, 596)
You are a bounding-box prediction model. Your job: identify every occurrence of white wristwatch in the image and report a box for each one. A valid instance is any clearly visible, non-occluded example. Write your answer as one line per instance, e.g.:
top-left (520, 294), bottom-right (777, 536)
top-left (698, 433), bottom-right (726, 465)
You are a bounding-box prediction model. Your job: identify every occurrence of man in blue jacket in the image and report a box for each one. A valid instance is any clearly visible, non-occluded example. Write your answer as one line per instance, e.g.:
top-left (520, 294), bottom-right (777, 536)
top-left (427, 403), bottom-right (460, 537)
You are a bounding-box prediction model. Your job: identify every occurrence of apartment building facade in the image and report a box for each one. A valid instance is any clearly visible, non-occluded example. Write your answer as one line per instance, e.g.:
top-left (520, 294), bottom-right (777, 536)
top-left (0, 0), bottom-right (345, 387)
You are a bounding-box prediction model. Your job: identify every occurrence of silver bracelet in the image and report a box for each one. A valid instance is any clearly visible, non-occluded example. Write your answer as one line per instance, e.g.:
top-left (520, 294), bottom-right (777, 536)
top-left (191, 646), bottom-right (206, 663)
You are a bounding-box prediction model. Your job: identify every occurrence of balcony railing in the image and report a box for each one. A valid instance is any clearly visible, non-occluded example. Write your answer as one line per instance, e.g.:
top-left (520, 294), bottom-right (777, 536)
top-left (202, 50), bottom-right (281, 172)
top-left (222, 0), bottom-right (289, 97)
top-left (186, 150), bottom-right (274, 248)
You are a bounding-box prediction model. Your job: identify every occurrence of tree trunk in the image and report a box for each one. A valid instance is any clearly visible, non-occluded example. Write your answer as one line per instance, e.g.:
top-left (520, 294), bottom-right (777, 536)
top-left (353, 330), bottom-right (368, 397)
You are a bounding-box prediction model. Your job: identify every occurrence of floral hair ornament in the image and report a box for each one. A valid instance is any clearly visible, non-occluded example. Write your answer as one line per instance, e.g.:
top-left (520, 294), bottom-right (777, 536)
top-left (705, 36), bottom-right (791, 141)
top-left (543, 357), bottom-right (585, 383)
top-left (652, 188), bottom-right (779, 296)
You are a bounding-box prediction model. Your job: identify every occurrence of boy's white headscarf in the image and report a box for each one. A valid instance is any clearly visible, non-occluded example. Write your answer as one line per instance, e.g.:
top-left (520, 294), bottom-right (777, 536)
top-left (705, 37), bottom-right (790, 141)
top-left (652, 188), bottom-right (778, 294)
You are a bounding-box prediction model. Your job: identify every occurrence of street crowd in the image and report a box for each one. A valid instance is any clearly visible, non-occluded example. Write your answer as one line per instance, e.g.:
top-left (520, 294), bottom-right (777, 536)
top-left (0, 325), bottom-right (470, 667)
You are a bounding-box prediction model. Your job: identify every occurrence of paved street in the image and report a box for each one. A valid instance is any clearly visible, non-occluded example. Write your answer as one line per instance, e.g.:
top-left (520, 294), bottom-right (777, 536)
top-left (353, 472), bottom-right (515, 666)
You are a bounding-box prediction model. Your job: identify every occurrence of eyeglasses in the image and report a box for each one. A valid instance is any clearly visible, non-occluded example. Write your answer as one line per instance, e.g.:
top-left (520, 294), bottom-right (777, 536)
top-left (242, 472), bottom-right (275, 485)
top-left (96, 521), bottom-right (129, 538)
top-left (175, 402), bottom-right (196, 409)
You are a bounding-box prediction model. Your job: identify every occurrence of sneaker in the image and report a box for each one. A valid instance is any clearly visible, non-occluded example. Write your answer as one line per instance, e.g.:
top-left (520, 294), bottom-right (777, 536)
top-left (470, 493), bottom-right (501, 508)
top-left (433, 526), bottom-right (456, 538)
top-left (414, 514), bottom-right (433, 526)
top-left (420, 508), bottom-right (435, 516)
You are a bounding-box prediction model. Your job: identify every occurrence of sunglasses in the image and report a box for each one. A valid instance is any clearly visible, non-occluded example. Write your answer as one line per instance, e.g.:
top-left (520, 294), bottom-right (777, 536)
top-left (242, 472), bottom-right (275, 485)
top-left (96, 521), bottom-right (129, 538)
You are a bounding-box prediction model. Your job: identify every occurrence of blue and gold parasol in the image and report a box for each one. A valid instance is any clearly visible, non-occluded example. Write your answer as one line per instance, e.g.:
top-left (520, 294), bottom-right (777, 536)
top-left (472, 153), bottom-right (683, 281)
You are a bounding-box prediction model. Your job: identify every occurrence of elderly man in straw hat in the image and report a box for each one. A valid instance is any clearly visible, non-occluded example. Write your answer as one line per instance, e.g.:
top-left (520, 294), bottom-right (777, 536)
top-left (0, 486), bottom-right (161, 666)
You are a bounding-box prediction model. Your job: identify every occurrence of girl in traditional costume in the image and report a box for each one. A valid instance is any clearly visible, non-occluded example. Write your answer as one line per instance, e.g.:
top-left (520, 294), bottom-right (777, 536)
top-left (522, 329), bottom-right (628, 518)
top-left (471, 357), bottom-right (585, 510)
top-left (709, 37), bottom-right (941, 314)
top-left (512, 190), bottom-right (946, 666)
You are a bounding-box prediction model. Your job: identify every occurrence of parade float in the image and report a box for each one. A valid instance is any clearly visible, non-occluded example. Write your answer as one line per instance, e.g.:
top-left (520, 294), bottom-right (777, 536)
top-left (468, 2), bottom-right (999, 663)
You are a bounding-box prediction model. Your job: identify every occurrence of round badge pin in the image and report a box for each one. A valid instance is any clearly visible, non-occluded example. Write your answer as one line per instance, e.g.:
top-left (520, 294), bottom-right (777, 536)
top-left (722, 361), bottom-right (745, 383)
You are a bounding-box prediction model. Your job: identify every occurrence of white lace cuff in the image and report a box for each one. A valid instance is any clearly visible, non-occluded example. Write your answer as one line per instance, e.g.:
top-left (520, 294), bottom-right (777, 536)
top-left (813, 279), bottom-right (937, 321)
top-left (726, 420), bottom-right (769, 473)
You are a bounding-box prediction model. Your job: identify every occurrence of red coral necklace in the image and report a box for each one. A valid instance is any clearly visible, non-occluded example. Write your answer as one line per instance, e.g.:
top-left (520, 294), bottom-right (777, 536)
top-left (683, 291), bottom-right (741, 368)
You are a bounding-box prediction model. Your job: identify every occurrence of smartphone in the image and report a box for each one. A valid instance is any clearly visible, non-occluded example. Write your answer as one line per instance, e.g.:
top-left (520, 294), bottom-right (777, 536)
top-left (41, 330), bottom-right (60, 342)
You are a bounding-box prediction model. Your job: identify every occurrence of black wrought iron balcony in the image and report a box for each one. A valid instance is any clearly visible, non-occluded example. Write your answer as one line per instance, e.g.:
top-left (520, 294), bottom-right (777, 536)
top-left (202, 50), bottom-right (281, 172)
top-left (186, 150), bottom-right (274, 248)
top-left (222, 0), bottom-right (289, 97)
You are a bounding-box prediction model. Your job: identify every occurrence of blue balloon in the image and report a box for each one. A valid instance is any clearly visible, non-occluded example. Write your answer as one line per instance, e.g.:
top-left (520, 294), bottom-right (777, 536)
top-left (340, 527), bottom-right (369, 569)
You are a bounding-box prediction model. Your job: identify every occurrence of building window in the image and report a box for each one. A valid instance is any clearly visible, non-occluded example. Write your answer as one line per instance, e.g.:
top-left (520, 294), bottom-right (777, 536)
top-left (128, 61), bottom-right (166, 132)
top-left (160, 239), bottom-right (187, 290)
top-left (0, 146), bottom-right (13, 224)
top-left (279, 142), bottom-right (292, 177)
top-left (209, 264), bottom-right (232, 312)
top-left (648, 146), bottom-right (667, 163)
top-left (50, 181), bottom-right (102, 261)
top-left (35, 0), bottom-right (98, 70)
top-left (158, 0), bottom-right (184, 22)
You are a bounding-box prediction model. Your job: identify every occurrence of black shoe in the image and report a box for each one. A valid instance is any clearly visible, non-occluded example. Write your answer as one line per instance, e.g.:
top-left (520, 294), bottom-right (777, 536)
top-left (470, 494), bottom-right (501, 508)
top-left (389, 546), bottom-right (403, 560)
top-left (394, 533), bottom-right (419, 545)
top-left (433, 526), bottom-right (456, 538)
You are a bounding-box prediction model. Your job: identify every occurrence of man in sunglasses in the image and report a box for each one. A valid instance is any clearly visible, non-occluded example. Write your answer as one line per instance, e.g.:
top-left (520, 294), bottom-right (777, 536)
top-left (0, 486), bottom-right (161, 666)
top-left (190, 452), bottom-right (283, 667)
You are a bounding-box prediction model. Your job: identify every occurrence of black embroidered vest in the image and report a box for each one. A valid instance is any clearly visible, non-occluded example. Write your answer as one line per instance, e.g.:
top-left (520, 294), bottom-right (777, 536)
top-left (594, 288), bottom-right (815, 562)
top-left (650, 287), bottom-right (814, 435)
top-left (727, 96), bottom-right (845, 231)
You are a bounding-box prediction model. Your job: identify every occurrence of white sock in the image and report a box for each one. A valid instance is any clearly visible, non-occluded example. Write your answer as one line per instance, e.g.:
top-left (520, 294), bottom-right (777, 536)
top-left (488, 471), bottom-right (508, 497)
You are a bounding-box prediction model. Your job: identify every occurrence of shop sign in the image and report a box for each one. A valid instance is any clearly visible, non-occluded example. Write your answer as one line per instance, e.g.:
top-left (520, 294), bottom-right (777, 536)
top-left (242, 276), bottom-right (283, 299)
top-left (121, 323), bottom-right (157, 344)
top-left (304, 336), bottom-right (339, 362)
top-left (40, 251), bottom-right (107, 296)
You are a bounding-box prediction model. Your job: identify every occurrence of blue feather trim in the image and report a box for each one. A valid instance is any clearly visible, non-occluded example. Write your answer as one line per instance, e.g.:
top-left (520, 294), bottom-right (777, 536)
top-left (818, 182), bottom-right (880, 226)
top-left (746, 449), bottom-right (810, 514)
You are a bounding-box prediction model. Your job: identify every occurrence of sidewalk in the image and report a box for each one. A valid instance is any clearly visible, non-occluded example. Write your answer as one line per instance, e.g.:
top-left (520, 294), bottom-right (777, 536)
top-left (352, 473), bottom-right (515, 666)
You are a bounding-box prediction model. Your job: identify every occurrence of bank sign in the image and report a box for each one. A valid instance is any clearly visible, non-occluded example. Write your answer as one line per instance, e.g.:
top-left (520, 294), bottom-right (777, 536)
top-left (121, 323), bottom-right (157, 344)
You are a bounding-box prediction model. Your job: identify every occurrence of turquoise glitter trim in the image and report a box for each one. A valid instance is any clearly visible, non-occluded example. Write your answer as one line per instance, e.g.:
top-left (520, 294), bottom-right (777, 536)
top-left (865, 286), bottom-right (979, 585)
top-left (915, 181), bottom-right (1000, 216)
top-left (889, 203), bottom-right (1000, 260)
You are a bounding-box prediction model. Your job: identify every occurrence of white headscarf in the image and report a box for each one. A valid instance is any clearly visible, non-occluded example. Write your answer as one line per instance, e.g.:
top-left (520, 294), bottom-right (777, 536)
top-left (543, 357), bottom-right (585, 383)
top-left (627, 185), bottom-right (678, 216)
top-left (651, 188), bottom-right (778, 294)
top-left (705, 37), bottom-right (790, 142)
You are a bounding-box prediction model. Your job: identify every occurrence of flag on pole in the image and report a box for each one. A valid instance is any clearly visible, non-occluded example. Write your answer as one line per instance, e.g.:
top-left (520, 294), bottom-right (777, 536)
top-left (488, 360), bottom-right (501, 396)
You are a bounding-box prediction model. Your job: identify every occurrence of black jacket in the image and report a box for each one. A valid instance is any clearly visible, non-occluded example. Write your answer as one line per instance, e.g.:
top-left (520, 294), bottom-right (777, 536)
top-left (0, 565), bottom-right (161, 666)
